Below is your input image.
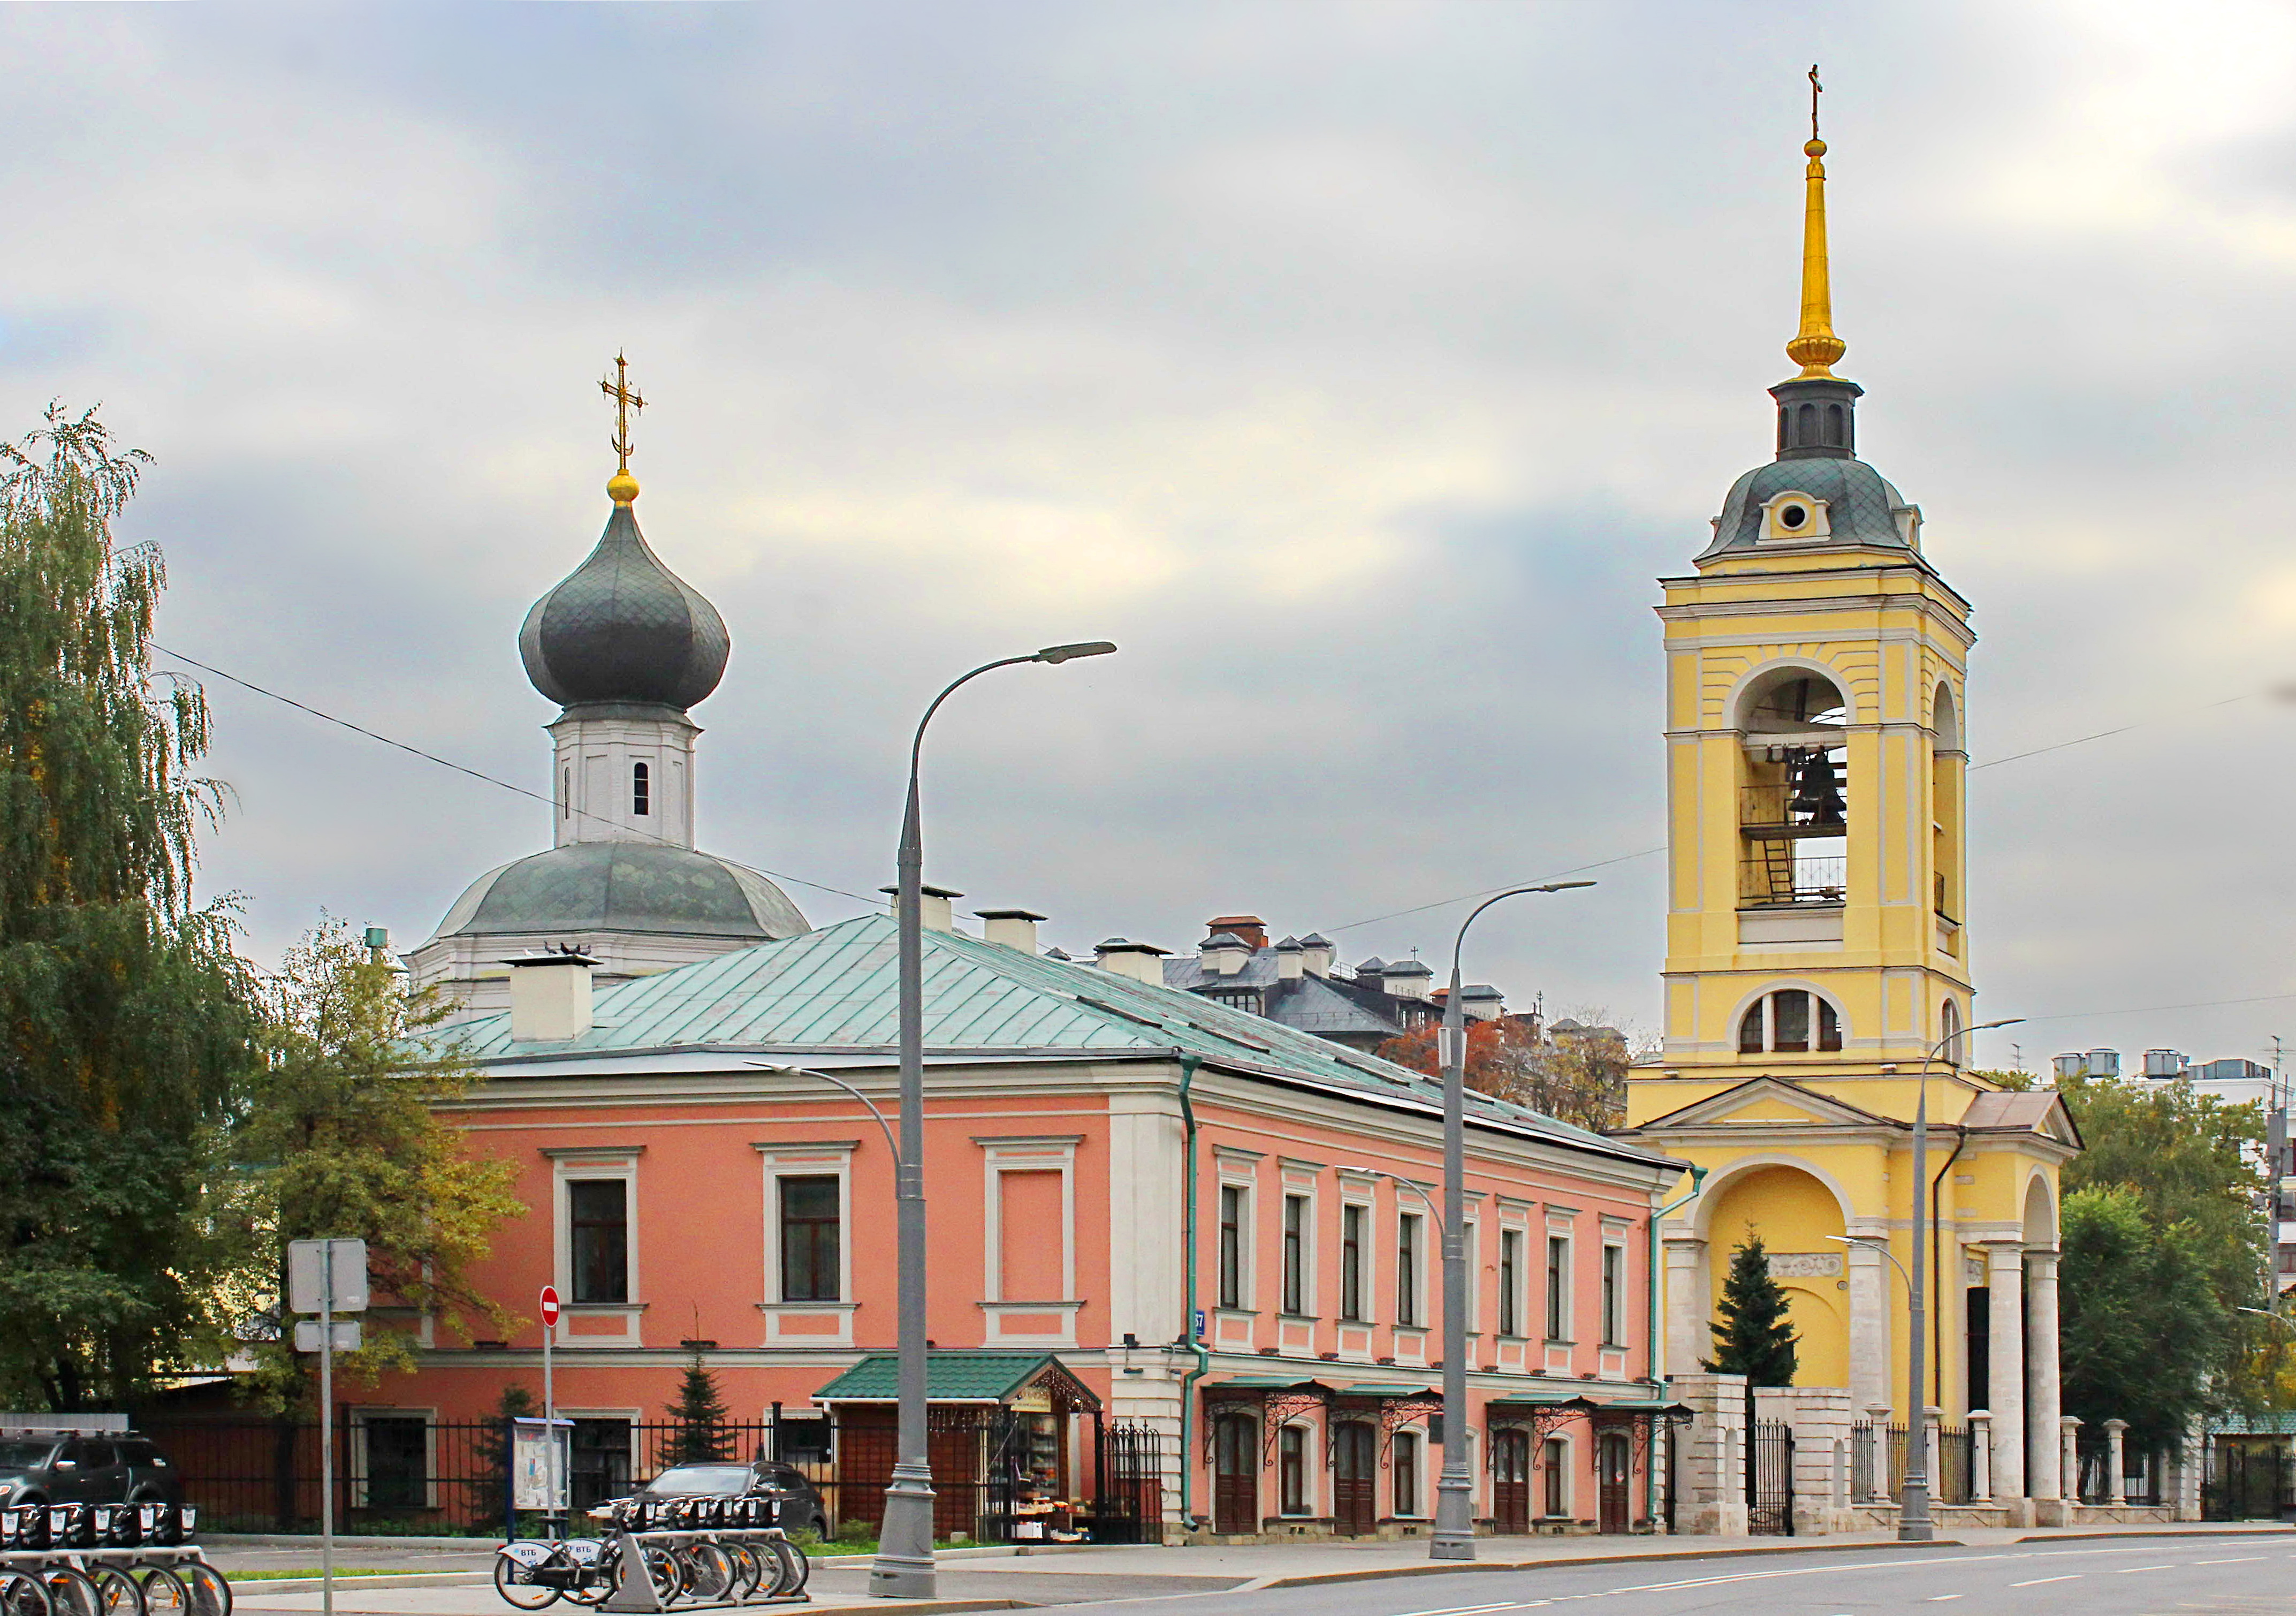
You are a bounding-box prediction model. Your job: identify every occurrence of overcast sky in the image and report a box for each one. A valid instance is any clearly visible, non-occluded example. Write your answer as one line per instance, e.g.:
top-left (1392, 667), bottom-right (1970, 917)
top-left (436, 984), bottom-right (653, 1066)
top-left (12, 1), bottom-right (2296, 1077)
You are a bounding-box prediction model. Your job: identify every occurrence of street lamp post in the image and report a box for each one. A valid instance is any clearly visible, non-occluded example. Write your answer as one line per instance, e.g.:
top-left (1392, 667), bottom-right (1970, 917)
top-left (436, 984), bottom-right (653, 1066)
top-left (1896, 1014), bottom-right (2022, 1542)
top-left (1431, 879), bottom-right (1595, 1562)
top-left (871, 641), bottom-right (1114, 1602)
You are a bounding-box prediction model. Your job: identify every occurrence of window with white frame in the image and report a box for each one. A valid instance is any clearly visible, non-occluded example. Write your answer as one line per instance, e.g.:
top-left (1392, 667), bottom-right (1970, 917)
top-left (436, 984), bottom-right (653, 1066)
top-left (758, 1142), bottom-right (856, 1309)
top-left (980, 1137), bottom-right (1078, 1303)
top-left (1601, 1242), bottom-right (1626, 1347)
top-left (1462, 1217), bottom-right (1479, 1333)
top-left (1393, 1430), bottom-right (1422, 1518)
top-left (1545, 1234), bottom-right (1571, 1340)
top-left (1340, 1202), bottom-right (1368, 1322)
top-left (1281, 1193), bottom-right (1310, 1316)
top-left (1397, 1212), bottom-right (1424, 1327)
top-left (1279, 1425), bottom-right (1310, 1514)
top-left (1218, 1183), bottom-right (1249, 1309)
top-left (1540, 1436), bottom-right (1568, 1518)
top-left (1737, 988), bottom-right (1843, 1053)
top-left (549, 1149), bottom-right (641, 1311)
top-left (1499, 1229), bottom-right (1524, 1338)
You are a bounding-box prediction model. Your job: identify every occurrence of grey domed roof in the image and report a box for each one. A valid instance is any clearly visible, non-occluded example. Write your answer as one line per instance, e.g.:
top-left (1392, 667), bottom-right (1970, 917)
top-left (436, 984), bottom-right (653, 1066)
top-left (1700, 456), bottom-right (1913, 561)
top-left (519, 504), bottom-right (729, 711)
top-left (429, 842), bottom-right (808, 943)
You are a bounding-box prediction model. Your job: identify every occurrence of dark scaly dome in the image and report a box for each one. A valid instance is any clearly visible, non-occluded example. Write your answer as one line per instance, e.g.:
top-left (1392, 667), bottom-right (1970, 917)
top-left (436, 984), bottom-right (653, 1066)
top-left (519, 501), bottom-right (729, 711)
top-left (430, 842), bottom-right (807, 943)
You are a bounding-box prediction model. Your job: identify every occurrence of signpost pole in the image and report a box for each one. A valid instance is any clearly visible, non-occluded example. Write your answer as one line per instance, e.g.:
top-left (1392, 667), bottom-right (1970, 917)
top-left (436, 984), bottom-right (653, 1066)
top-left (321, 1239), bottom-right (336, 1616)
top-left (539, 1285), bottom-right (560, 1538)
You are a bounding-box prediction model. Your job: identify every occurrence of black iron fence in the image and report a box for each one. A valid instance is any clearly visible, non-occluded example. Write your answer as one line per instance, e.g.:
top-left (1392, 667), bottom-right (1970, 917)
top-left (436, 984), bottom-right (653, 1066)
top-left (136, 1415), bottom-right (1167, 1544)
top-left (1746, 1420), bottom-right (1793, 1536)
top-left (2206, 1439), bottom-right (2294, 1521)
top-left (1935, 1424), bottom-right (1971, 1506)
top-left (1849, 1421), bottom-right (1907, 1502)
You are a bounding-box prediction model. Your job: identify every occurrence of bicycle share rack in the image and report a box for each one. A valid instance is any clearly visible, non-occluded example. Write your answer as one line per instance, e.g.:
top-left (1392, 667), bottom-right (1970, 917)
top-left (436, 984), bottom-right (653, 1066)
top-left (0, 1546), bottom-right (228, 1616)
top-left (499, 1530), bottom-right (809, 1612)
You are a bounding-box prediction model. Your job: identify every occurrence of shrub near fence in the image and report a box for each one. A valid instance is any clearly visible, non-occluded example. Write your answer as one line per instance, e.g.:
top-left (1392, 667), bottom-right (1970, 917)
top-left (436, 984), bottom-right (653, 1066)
top-left (137, 1416), bottom-right (1168, 1543)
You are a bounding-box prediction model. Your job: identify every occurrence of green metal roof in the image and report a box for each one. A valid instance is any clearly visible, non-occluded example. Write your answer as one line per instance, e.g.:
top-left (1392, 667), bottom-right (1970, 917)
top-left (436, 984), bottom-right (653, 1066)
top-left (812, 1352), bottom-right (1070, 1404)
top-left (428, 912), bottom-right (1666, 1165)
top-left (1339, 1383), bottom-right (1437, 1398)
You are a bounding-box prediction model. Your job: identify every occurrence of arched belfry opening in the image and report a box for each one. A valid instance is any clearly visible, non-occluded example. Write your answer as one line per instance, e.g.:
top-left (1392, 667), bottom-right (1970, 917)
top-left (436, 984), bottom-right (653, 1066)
top-left (1932, 682), bottom-right (1964, 952)
top-left (1736, 669), bottom-right (1849, 909)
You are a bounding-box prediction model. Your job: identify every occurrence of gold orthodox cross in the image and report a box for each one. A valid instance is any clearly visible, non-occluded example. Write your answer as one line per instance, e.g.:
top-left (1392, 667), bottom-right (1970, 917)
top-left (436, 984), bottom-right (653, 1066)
top-left (1808, 64), bottom-right (1822, 142)
top-left (601, 353), bottom-right (645, 473)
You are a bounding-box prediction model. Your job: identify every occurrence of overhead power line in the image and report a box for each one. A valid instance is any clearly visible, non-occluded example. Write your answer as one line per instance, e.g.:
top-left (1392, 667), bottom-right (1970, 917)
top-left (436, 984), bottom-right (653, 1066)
top-left (149, 643), bottom-right (878, 907)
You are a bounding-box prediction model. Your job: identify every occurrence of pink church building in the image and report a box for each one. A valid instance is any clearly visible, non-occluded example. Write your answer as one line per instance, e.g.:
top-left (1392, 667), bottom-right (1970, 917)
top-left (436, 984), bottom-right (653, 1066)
top-left (370, 470), bottom-right (1687, 1541)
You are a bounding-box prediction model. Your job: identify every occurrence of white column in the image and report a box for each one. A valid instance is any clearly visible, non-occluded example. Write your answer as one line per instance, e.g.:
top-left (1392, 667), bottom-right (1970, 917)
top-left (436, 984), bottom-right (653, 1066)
top-left (1925, 1405), bottom-right (1942, 1508)
top-left (1663, 1235), bottom-right (1708, 1381)
top-left (1846, 1238), bottom-right (1889, 1414)
top-left (2104, 1419), bottom-right (2128, 1505)
top-left (1985, 1242), bottom-right (2026, 1499)
top-left (2059, 1416), bottom-right (2081, 1505)
top-left (1970, 1410), bottom-right (1992, 1502)
top-left (2027, 1251), bottom-right (2063, 1499)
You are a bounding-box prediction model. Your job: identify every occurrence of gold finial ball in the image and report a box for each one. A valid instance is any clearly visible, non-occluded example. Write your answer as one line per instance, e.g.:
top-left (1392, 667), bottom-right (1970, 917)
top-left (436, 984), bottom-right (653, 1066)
top-left (1806, 138), bottom-right (1827, 157)
top-left (607, 471), bottom-right (640, 505)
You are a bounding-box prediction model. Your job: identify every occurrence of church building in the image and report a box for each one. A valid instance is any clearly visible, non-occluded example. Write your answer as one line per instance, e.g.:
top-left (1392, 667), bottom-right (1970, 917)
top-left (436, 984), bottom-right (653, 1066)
top-left (1615, 115), bottom-right (2079, 1520)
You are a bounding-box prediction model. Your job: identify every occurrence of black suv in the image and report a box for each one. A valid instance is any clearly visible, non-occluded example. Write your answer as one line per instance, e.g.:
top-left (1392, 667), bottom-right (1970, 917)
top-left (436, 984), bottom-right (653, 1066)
top-left (0, 1436), bottom-right (183, 1508)
top-left (589, 1459), bottom-right (828, 1537)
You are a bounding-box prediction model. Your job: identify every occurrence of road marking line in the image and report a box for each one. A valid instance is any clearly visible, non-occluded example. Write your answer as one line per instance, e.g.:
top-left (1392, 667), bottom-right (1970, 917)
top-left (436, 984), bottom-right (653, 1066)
top-left (1926, 1597), bottom-right (1965, 1602)
top-left (2190, 1556), bottom-right (2268, 1564)
top-left (2010, 1575), bottom-right (2082, 1586)
top-left (2115, 1565), bottom-right (2180, 1573)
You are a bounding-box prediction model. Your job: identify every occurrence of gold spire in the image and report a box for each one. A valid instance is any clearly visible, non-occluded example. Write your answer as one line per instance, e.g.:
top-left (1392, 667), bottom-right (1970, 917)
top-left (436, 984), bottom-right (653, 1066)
top-left (600, 352), bottom-right (645, 505)
top-left (1785, 65), bottom-right (1847, 380)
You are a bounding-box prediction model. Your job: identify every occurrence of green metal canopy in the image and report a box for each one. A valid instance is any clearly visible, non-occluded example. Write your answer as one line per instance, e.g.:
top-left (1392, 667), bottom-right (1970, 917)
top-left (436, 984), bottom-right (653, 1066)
top-left (811, 1351), bottom-right (1099, 1410)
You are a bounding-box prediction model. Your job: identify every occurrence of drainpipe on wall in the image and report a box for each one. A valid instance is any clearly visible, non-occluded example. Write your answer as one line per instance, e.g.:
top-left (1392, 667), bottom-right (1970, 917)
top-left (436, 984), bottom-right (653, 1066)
top-left (1175, 1056), bottom-right (1209, 1537)
top-left (1646, 1163), bottom-right (1706, 1529)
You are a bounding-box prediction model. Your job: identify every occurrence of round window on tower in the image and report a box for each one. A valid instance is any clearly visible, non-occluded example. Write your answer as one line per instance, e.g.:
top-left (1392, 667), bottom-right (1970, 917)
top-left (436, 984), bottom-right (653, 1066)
top-left (1761, 491), bottom-right (1830, 542)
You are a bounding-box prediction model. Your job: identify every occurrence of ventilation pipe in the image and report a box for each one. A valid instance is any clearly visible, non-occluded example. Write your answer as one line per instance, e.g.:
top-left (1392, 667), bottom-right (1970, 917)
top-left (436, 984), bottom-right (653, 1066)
top-left (977, 908), bottom-right (1046, 953)
top-left (506, 947), bottom-right (597, 1042)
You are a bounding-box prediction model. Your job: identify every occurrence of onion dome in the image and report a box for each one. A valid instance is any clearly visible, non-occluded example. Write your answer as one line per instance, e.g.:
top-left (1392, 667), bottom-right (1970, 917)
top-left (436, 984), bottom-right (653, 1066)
top-left (518, 495), bottom-right (730, 712)
top-left (428, 843), bottom-right (807, 945)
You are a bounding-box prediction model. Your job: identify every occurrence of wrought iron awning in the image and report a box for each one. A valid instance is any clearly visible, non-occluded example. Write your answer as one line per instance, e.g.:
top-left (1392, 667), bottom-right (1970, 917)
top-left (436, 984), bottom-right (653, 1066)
top-left (1199, 1377), bottom-right (1333, 1467)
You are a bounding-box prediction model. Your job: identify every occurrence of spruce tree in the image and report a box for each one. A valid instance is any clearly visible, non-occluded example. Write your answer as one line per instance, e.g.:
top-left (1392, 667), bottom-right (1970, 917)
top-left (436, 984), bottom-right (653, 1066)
top-left (0, 405), bottom-right (260, 1409)
top-left (1702, 1234), bottom-right (1800, 1385)
top-left (665, 1348), bottom-right (731, 1463)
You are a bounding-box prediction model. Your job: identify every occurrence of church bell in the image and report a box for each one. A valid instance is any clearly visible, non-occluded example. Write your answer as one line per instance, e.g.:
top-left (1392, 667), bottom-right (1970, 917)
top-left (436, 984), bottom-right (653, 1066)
top-left (1788, 749), bottom-right (1845, 828)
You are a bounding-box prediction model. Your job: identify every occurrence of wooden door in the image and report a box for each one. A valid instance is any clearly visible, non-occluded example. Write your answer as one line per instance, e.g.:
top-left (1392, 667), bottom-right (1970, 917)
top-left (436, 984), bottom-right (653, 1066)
top-left (1597, 1432), bottom-right (1631, 1534)
top-left (1332, 1422), bottom-right (1378, 1536)
top-left (1491, 1429), bottom-right (1531, 1534)
top-left (1212, 1415), bottom-right (1258, 1536)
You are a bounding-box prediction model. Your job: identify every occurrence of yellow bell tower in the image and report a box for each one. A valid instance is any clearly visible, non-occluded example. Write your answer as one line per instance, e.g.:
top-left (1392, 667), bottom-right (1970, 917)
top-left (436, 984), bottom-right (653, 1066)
top-left (1621, 86), bottom-right (2078, 1519)
top-left (1649, 117), bottom-right (1973, 1082)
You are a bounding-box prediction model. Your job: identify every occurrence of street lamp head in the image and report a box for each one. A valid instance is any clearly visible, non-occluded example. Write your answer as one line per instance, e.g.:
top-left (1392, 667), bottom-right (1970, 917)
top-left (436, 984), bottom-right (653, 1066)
top-left (1972, 1017), bottom-right (2025, 1033)
top-left (1035, 640), bottom-right (1117, 664)
top-left (1534, 881), bottom-right (1596, 894)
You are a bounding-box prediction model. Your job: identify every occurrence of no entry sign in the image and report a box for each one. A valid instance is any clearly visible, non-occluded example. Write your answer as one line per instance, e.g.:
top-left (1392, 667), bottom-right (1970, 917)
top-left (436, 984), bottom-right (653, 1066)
top-left (540, 1285), bottom-right (560, 1327)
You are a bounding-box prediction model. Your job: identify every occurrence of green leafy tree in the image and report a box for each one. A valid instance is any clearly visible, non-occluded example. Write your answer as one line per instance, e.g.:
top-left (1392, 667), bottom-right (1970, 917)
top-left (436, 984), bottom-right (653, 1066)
top-left (230, 918), bottom-right (523, 1409)
top-left (2057, 1072), bottom-right (2278, 1412)
top-left (2058, 1186), bottom-right (2224, 1450)
top-left (1702, 1235), bottom-right (1799, 1385)
top-left (664, 1349), bottom-right (731, 1464)
top-left (0, 405), bottom-right (261, 1409)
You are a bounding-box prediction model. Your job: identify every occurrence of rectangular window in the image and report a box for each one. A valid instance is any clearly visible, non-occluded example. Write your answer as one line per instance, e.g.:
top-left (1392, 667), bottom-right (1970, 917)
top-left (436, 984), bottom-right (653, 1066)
top-left (1541, 1437), bottom-right (1565, 1518)
top-left (778, 1175), bottom-right (841, 1302)
top-left (1279, 1427), bottom-right (1307, 1515)
top-left (1340, 1203), bottom-right (1366, 1322)
top-left (363, 1416), bottom-right (427, 1510)
top-left (1545, 1235), bottom-right (1568, 1340)
top-left (568, 1179), bottom-right (629, 1304)
top-left (1500, 1230), bottom-right (1522, 1337)
top-left (1601, 1245), bottom-right (1624, 1346)
top-left (1773, 989), bottom-right (1811, 1052)
top-left (1282, 1194), bottom-right (1308, 1315)
top-left (1218, 1185), bottom-right (1245, 1309)
top-left (1393, 1431), bottom-right (1420, 1518)
top-left (1397, 1213), bottom-right (1421, 1327)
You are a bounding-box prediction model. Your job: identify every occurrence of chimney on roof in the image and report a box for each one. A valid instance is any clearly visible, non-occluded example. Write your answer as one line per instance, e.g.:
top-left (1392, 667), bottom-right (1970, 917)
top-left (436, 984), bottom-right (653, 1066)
top-left (977, 908), bottom-right (1046, 954)
top-left (1206, 915), bottom-right (1268, 950)
top-left (1274, 936), bottom-right (1305, 981)
top-left (1381, 959), bottom-right (1434, 1000)
top-left (1200, 931), bottom-right (1251, 976)
top-left (881, 883), bottom-right (963, 934)
top-left (1093, 937), bottom-right (1170, 986)
top-left (505, 947), bottom-right (596, 1042)
top-left (1298, 934), bottom-right (1335, 978)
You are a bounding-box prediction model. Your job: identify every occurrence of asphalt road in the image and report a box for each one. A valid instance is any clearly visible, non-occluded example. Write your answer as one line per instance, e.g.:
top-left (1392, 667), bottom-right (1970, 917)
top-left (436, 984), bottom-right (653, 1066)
top-left (1035, 1541), bottom-right (2296, 1615)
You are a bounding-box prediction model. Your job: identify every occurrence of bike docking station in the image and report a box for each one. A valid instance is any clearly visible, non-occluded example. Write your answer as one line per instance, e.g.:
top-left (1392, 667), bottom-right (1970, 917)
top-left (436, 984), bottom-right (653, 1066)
top-left (0, 1500), bottom-right (230, 1616)
top-left (494, 1499), bottom-right (811, 1611)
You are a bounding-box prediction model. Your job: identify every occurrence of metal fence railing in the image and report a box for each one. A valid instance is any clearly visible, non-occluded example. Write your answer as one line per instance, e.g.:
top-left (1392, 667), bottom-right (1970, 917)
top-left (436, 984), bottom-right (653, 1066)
top-left (135, 1415), bottom-right (1168, 1543)
top-left (1849, 1421), bottom-right (1908, 1503)
top-left (1935, 1424), bottom-right (1971, 1506)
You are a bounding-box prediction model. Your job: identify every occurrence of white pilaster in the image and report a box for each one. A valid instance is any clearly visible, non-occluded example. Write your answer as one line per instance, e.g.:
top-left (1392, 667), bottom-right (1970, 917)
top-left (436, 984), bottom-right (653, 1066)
top-left (1985, 1241), bottom-right (2026, 1499)
top-left (2027, 1250), bottom-right (2063, 1499)
top-left (1970, 1410), bottom-right (1992, 1501)
top-left (1846, 1237), bottom-right (1888, 1413)
top-left (2104, 1418), bottom-right (2128, 1505)
top-left (1663, 1234), bottom-right (1708, 1379)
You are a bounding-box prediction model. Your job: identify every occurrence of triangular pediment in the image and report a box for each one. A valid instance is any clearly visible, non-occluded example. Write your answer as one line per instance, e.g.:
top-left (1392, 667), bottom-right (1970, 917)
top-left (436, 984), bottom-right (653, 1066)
top-left (1628, 1075), bottom-right (1896, 1134)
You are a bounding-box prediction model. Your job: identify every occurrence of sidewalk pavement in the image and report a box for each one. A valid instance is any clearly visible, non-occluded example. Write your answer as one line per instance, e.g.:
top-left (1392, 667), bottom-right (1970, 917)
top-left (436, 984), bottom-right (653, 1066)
top-left (219, 1519), bottom-right (2296, 1614)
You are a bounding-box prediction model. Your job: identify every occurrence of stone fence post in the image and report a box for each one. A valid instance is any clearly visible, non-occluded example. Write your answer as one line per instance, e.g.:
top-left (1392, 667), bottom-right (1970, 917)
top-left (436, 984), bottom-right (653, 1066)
top-left (2104, 1418), bottom-right (2128, 1506)
top-left (1864, 1403), bottom-right (1895, 1504)
top-left (2059, 1416), bottom-right (2082, 1506)
top-left (1970, 1410), bottom-right (1992, 1503)
top-left (1668, 1372), bottom-right (1748, 1535)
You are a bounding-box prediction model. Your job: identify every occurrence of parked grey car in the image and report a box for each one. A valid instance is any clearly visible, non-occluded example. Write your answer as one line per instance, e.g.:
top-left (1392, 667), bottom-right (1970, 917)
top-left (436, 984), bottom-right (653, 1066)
top-left (0, 1436), bottom-right (183, 1507)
